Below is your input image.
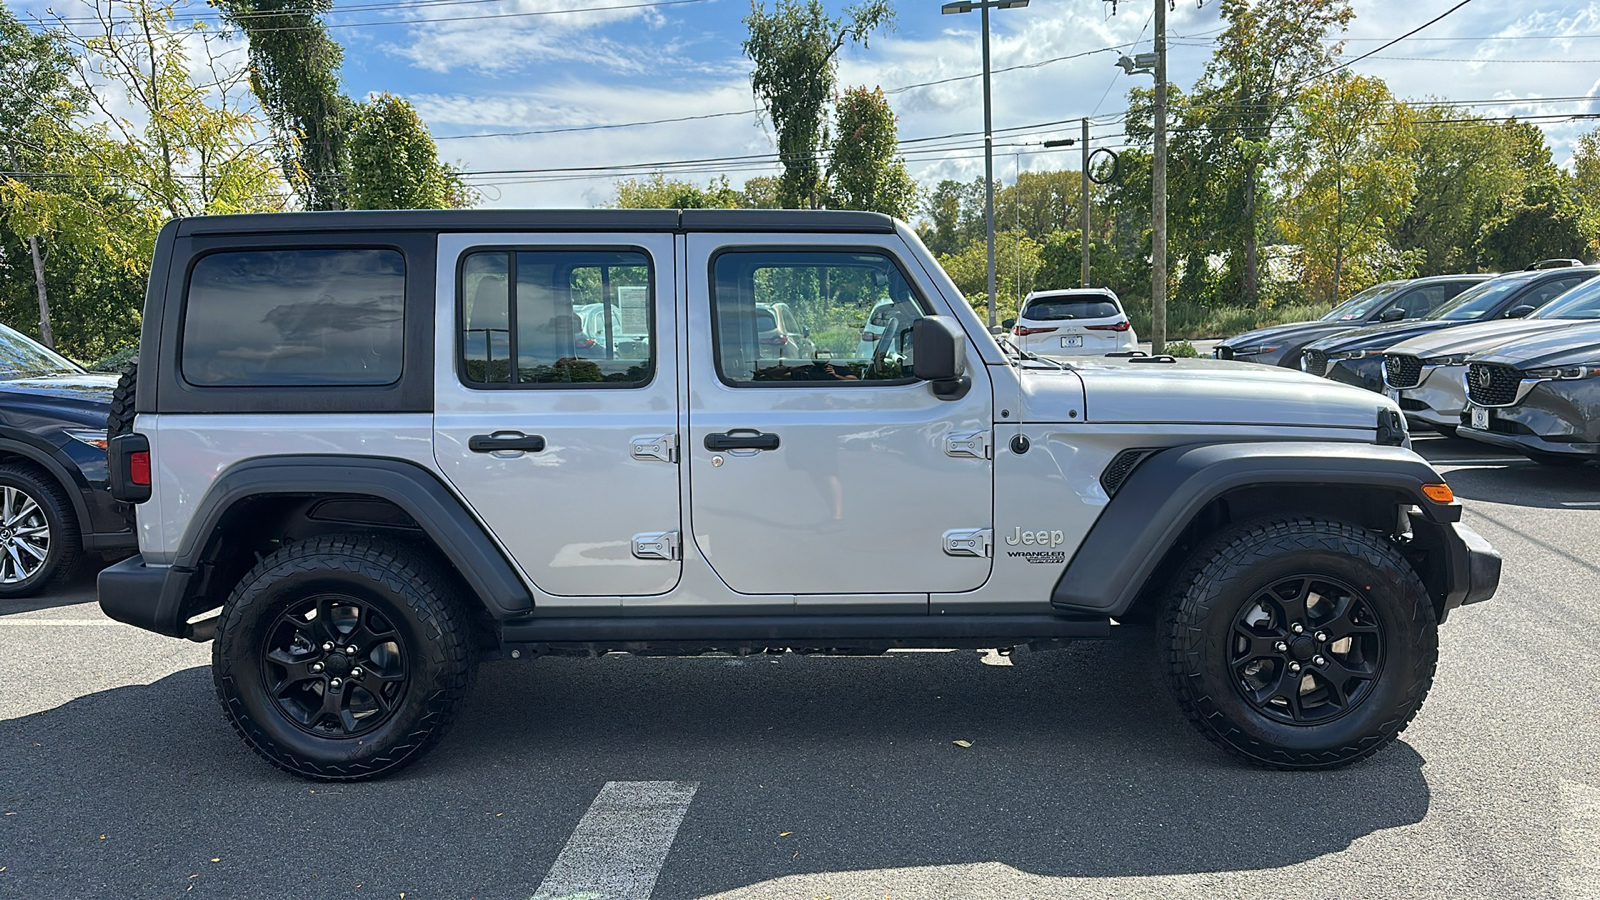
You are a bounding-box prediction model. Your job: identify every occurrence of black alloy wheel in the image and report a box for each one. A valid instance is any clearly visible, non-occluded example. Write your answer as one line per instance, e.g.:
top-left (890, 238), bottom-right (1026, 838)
top-left (1228, 575), bottom-right (1385, 726)
top-left (260, 593), bottom-right (410, 738)
top-left (1164, 518), bottom-right (1438, 769)
top-left (214, 535), bottom-right (472, 781)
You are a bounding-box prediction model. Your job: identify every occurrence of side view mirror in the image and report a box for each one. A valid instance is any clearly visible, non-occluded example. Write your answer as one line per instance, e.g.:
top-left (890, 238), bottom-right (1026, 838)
top-left (1505, 305), bottom-right (1536, 319)
top-left (1378, 307), bottom-right (1406, 322)
top-left (912, 316), bottom-right (970, 400)
top-left (1001, 317), bottom-right (1016, 330)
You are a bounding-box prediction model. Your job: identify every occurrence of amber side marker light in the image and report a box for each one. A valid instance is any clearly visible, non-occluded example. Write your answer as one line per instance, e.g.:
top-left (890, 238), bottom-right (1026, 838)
top-left (1422, 483), bottom-right (1455, 503)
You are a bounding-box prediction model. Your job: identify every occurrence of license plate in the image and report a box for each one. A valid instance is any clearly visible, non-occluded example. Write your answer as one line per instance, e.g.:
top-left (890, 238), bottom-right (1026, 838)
top-left (1060, 335), bottom-right (1083, 349)
top-left (1471, 406), bottom-right (1489, 430)
top-left (1385, 388), bottom-right (1400, 404)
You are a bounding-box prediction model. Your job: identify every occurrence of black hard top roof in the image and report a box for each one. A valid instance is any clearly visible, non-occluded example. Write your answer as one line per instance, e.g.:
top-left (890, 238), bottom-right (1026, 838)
top-left (173, 208), bottom-right (899, 236)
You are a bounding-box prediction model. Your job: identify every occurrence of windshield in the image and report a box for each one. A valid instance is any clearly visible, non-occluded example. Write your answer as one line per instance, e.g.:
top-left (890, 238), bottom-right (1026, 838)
top-left (1532, 275), bottom-right (1600, 320)
top-left (1427, 277), bottom-right (1533, 322)
top-left (0, 323), bottom-right (82, 378)
top-left (1320, 282), bottom-right (1401, 321)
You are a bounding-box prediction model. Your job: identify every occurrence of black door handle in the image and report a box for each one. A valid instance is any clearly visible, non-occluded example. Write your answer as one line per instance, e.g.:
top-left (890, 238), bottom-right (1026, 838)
top-left (469, 432), bottom-right (546, 453)
top-left (704, 430), bottom-right (780, 451)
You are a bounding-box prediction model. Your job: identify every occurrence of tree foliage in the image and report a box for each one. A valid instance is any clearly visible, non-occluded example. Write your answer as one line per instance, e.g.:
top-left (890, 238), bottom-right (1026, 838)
top-left (346, 93), bottom-right (472, 210)
top-left (825, 86), bottom-right (916, 217)
top-left (214, 0), bottom-right (353, 210)
top-left (937, 229), bottom-right (1042, 321)
top-left (742, 0), bottom-right (892, 209)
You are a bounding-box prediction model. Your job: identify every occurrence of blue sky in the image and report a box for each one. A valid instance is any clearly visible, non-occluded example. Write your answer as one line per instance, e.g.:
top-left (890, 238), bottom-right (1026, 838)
top-left (24, 0), bottom-right (1600, 208)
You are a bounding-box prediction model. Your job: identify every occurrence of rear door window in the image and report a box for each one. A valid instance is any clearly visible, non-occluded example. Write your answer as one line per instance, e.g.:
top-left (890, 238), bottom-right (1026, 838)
top-left (1023, 297), bottom-right (1119, 320)
top-left (181, 248), bottom-right (405, 386)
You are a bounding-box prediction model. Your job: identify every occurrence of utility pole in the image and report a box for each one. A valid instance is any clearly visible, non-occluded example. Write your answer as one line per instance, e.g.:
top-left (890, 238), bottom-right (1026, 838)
top-left (943, 0), bottom-right (1030, 329)
top-left (1151, 0), bottom-right (1168, 354)
top-left (1081, 116), bottom-right (1091, 288)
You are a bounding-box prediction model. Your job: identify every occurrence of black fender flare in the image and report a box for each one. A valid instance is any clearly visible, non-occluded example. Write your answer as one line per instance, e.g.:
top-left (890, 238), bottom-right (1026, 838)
top-left (1050, 442), bottom-right (1462, 616)
top-left (0, 435), bottom-right (94, 536)
top-left (176, 455), bottom-right (533, 618)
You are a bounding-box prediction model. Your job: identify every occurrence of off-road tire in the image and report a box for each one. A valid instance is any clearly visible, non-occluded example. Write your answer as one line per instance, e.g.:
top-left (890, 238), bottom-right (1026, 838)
top-left (1163, 518), bottom-right (1438, 769)
top-left (0, 463), bottom-right (83, 598)
top-left (213, 535), bottom-right (473, 781)
top-left (106, 360), bottom-right (137, 439)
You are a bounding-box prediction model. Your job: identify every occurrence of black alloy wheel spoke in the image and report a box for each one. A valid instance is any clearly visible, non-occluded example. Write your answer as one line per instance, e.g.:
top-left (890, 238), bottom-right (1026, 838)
top-left (265, 646), bottom-right (319, 693)
top-left (260, 593), bottom-right (409, 739)
top-left (1234, 627), bottom-right (1285, 663)
top-left (1314, 668), bottom-right (1350, 709)
top-left (1274, 579), bottom-right (1312, 624)
top-left (353, 673), bottom-right (396, 712)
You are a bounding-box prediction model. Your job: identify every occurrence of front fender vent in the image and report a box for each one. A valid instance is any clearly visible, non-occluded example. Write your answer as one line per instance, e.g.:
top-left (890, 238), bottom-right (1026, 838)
top-left (1100, 448), bottom-right (1160, 496)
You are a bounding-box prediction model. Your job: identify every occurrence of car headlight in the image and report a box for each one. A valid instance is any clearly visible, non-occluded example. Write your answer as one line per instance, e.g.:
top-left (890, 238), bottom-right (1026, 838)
top-left (1422, 354), bottom-right (1468, 366)
top-left (1526, 364), bottom-right (1600, 380)
top-left (65, 428), bottom-right (108, 450)
top-left (1333, 350), bottom-right (1372, 360)
top-left (1231, 345), bottom-right (1278, 356)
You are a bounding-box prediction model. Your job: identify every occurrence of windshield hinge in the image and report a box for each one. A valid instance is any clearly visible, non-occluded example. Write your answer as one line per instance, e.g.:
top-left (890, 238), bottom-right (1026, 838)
top-left (943, 528), bottom-right (993, 558)
top-left (944, 431), bottom-right (991, 460)
top-left (630, 433), bottom-right (677, 463)
top-left (632, 531), bottom-right (680, 561)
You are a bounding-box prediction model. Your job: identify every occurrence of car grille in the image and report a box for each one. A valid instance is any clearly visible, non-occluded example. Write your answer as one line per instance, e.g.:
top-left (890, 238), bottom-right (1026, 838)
top-left (1384, 354), bottom-right (1423, 389)
top-left (1303, 349), bottom-right (1328, 377)
top-left (1465, 363), bottom-right (1521, 407)
top-left (1399, 398), bottom-right (1430, 411)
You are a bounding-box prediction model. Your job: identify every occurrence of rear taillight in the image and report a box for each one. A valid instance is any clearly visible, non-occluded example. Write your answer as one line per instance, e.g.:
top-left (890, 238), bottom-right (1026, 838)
top-left (1013, 326), bottom-right (1058, 336)
top-left (1086, 321), bottom-right (1131, 332)
top-left (129, 451), bottom-right (150, 486)
top-left (766, 335), bottom-right (788, 346)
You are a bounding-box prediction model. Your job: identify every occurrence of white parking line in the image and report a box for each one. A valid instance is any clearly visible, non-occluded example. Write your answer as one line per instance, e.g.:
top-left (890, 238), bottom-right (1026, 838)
top-left (533, 780), bottom-right (698, 900)
top-left (0, 618), bottom-right (121, 626)
top-left (1560, 501), bottom-right (1600, 508)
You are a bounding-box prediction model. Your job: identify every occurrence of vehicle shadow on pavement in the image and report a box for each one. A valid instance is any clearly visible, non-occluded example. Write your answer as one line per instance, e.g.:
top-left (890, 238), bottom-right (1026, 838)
top-left (0, 636), bottom-right (1431, 898)
top-left (1442, 461), bottom-right (1600, 509)
top-left (0, 560), bottom-right (114, 616)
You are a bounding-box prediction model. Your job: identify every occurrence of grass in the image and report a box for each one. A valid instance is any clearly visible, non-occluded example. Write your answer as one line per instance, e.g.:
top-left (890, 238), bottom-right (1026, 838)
top-left (1127, 301), bottom-right (1328, 341)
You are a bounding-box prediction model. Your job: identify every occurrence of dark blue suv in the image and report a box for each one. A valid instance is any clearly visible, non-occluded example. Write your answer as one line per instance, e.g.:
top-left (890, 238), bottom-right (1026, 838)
top-left (0, 324), bottom-right (134, 597)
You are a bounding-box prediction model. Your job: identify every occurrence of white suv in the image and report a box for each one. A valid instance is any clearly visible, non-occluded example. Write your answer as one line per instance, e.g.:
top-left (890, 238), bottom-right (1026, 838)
top-left (1008, 289), bottom-right (1137, 356)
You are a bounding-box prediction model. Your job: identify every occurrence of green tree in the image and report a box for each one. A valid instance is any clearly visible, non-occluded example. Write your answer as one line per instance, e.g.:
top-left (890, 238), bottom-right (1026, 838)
top-left (345, 93), bottom-right (472, 210)
top-left (993, 170), bottom-right (1086, 245)
top-left (742, 0), bottom-right (893, 209)
top-left (1574, 127), bottom-right (1600, 256)
top-left (915, 178), bottom-right (983, 256)
top-left (1392, 106), bottom-right (1521, 275)
top-left (1191, 0), bottom-right (1354, 302)
top-left (613, 174), bottom-right (743, 208)
top-left (936, 229), bottom-right (1042, 321)
top-left (214, 0), bottom-right (354, 210)
top-left (1471, 122), bottom-right (1585, 269)
top-left (825, 86), bottom-right (916, 217)
top-left (1278, 73), bottom-right (1418, 300)
top-left (740, 175), bottom-right (782, 208)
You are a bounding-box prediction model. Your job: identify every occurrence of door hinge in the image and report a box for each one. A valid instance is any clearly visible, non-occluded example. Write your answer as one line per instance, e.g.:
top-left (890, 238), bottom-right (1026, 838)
top-left (944, 431), bottom-right (991, 460)
top-left (630, 433), bottom-right (677, 464)
top-left (632, 531), bottom-right (680, 560)
top-left (943, 527), bottom-right (993, 558)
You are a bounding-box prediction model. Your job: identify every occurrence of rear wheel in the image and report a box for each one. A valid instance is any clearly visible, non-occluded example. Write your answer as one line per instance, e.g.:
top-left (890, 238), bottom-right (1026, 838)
top-left (107, 360), bottom-right (137, 439)
top-left (213, 535), bottom-right (473, 780)
top-left (0, 463), bottom-right (82, 598)
top-left (1163, 518), bottom-right (1437, 769)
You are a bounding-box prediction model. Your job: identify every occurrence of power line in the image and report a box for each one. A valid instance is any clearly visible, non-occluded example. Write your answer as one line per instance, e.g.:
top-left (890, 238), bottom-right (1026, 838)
top-left (39, 0), bottom-right (711, 33)
top-left (1291, 0), bottom-right (1481, 90)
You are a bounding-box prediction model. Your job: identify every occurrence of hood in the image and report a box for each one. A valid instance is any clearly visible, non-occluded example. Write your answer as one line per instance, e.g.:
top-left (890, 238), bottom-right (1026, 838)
top-left (1029, 358), bottom-right (1392, 428)
top-left (1470, 322), bottom-right (1600, 369)
top-left (0, 373), bottom-right (117, 404)
top-left (1218, 320), bottom-right (1358, 350)
top-left (1305, 319), bottom-right (1458, 353)
top-left (1383, 319), bottom-right (1575, 358)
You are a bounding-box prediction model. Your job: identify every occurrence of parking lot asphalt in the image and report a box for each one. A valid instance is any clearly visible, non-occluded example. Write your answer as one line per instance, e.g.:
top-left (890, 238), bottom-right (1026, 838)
top-left (2, 433), bottom-right (1598, 899)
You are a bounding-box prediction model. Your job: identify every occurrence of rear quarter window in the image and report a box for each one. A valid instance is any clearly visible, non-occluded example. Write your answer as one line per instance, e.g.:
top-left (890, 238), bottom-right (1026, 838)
top-left (181, 248), bottom-right (405, 386)
top-left (1023, 297), bottom-right (1120, 320)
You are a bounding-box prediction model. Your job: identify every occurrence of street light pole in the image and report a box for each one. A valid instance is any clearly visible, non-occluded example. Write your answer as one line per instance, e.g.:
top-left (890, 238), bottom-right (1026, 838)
top-left (1081, 116), bottom-right (1090, 288)
top-left (943, 0), bottom-right (1029, 329)
top-left (1151, 0), bottom-right (1168, 354)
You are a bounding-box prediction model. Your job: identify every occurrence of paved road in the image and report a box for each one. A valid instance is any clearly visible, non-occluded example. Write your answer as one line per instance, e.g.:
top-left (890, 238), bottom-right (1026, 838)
top-left (2, 435), bottom-right (1597, 899)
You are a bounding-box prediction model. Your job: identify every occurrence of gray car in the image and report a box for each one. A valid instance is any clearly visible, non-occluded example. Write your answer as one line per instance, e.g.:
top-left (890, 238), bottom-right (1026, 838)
top-left (1459, 321), bottom-right (1600, 465)
top-left (1383, 274), bottom-right (1600, 434)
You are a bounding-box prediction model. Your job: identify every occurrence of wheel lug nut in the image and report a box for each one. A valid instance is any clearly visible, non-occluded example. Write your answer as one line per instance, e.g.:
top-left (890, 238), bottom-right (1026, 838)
top-left (1315, 631), bottom-right (1327, 642)
top-left (310, 662), bottom-right (324, 673)
top-left (322, 642), bottom-right (334, 652)
top-left (1274, 641), bottom-right (1288, 652)
top-left (350, 667), bottom-right (363, 678)
top-left (329, 678), bottom-right (342, 689)
top-left (1290, 623), bottom-right (1304, 634)
top-left (1289, 662), bottom-right (1301, 673)
top-left (1313, 655), bottom-right (1327, 666)
top-left (345, 646), bottom-right (358, 656)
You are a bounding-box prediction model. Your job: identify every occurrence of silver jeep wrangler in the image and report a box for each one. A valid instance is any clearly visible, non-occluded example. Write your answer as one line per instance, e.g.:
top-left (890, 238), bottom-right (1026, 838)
top-left (99, 209), bottom-right (1500, 780)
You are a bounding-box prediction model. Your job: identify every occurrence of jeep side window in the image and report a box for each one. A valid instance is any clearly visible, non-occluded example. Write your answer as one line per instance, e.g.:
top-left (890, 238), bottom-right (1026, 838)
top-left (711, 250), bottom-right (926, 385)
top-left (459, 249), bottom-right (653, 387)
top-left (181, 248), bottom-right (405, 386)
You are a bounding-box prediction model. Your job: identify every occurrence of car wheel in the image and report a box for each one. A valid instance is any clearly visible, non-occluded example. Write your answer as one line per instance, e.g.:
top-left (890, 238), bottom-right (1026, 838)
top-left (107, 359), bottom-right (137, 439)
top-left (1524, 451), bottom-right (1590, 467)
top-left (0, 463), bottom-right (83, 599)
top-left (213, 535), bottom-right (474, 781)
top-left (1163, 517), bottom-right (1437, 769)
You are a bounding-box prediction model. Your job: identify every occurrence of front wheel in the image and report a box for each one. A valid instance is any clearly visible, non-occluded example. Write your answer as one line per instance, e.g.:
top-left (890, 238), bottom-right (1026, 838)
top-left (213, 536), bottom-right (473, 780)
top-left (1163, 518), bottom-right (1438, 769)
top-left (0, 463), bottom-right (82, 598)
